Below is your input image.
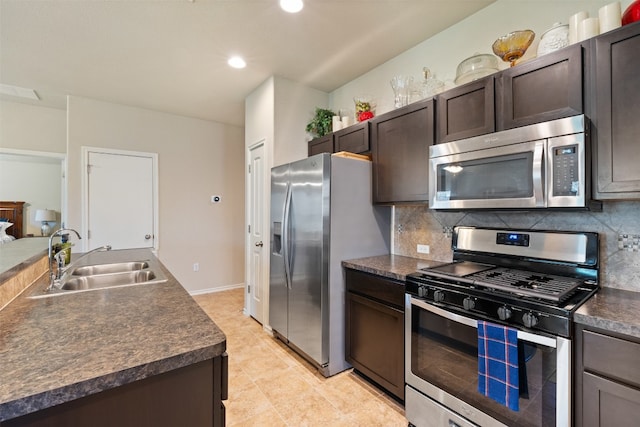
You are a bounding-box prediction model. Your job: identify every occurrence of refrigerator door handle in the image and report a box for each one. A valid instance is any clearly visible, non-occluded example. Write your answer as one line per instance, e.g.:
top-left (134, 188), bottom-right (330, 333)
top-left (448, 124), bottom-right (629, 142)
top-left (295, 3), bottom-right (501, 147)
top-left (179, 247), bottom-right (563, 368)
top-left (282, 182), bottom-right (292, 290)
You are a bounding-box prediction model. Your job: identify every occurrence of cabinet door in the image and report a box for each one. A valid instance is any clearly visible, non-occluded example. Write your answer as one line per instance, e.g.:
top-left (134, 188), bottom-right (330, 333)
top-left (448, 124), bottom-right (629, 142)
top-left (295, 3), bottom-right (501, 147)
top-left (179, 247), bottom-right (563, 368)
top-left (593, 23), bottom-right (640, 199)
top-left (497, 44), bottom-right (584, 130)
top-left (371, 99), bottom-right (434, 204)
top-left (346, 291), bottom-right (404, 400)
top-left (436, 77), bottom-right (494, 143)
top-left (582, 372), bottom-right (640, 427)
top-left (308, 135), bottom-right (334, 156)
top-left (334, 121), bottom-right (369, 153)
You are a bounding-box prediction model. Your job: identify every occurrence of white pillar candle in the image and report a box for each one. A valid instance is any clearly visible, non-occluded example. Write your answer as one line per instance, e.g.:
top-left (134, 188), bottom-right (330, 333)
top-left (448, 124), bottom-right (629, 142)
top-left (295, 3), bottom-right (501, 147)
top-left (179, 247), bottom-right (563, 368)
top-left (599, 1), bottom-right (621, 34)
top-left (569, 11), bottom-right (589, 44)
top-left (341, 116), bottom-right (352, 127)
top-left (332, 116), bottom-right (342, 132)
top-left (579, 17), bottom-right (600, 41)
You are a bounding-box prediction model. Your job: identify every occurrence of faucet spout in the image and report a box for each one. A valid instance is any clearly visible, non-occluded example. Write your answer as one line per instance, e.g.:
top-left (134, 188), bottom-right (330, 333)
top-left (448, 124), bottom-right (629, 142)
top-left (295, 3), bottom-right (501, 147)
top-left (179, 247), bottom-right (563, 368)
top-left (47, 228), bottom-right (82, 291)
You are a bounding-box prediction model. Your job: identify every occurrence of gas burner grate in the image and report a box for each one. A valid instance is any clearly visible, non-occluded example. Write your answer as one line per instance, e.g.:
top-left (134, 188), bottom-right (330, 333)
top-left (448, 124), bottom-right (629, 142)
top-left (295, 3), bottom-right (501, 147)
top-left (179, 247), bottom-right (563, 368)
top-left (470, 268), bottom-right (582, 303)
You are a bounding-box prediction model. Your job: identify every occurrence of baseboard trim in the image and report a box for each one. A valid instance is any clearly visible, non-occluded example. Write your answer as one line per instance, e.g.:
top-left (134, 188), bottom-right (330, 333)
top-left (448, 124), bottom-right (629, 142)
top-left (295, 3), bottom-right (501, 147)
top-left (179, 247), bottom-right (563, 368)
top-left (188, 283), bottom-right (245, 296)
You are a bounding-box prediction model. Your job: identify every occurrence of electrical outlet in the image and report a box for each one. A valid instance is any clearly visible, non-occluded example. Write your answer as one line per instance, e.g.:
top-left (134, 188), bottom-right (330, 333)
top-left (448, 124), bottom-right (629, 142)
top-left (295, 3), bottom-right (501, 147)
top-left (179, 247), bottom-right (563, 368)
top-left (193, 262), bottom-right (200, 272)
top-left (417, 244), bottom-right (430, 254)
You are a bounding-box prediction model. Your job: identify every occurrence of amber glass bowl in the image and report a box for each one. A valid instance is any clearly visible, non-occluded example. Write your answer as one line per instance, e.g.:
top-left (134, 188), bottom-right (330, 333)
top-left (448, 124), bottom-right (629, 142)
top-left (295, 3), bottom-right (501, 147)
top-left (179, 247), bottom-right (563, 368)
top-left (492, 30), bottom-right (535, 67)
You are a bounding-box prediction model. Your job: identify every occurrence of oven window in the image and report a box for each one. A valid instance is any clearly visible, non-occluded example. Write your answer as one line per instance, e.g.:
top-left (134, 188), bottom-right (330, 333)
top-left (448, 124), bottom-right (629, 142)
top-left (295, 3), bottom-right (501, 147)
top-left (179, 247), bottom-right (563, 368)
top-left (410, 306), bottom-right (557, 427)
top-left (436, 152), bottom-right (534, 200)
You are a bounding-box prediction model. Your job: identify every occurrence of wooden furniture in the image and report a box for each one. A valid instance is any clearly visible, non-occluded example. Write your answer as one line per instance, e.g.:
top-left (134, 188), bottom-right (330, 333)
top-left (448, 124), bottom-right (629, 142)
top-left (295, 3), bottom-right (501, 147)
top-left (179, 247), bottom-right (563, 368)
top-left (2, 355), bottom-right (228, 427)
top-left (436, 77), bottom-right (495, 144)
top-left (308, 121), bottom-right (369, 156)
top-left (592, 21), bottom-right (640, 199)
top-left (370, 98), bottom-right (434, 204)
top-left (575, 325), bottom-right (640, 426)
top-left (435, 44), bottom-right (586, 144)
top-left (497, 43), bottom-right (585, 130)
top-left (345, 268), bottom-right (405, 400)
top-left (0, 202), bottom-right (25, 239)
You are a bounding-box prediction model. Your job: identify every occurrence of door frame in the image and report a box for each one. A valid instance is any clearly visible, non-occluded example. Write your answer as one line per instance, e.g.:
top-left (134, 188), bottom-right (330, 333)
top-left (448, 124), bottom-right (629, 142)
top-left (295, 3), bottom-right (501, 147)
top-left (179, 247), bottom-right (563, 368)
top-left (81, 146), bottom-right (159, 253)
top-left (245, 139), bottom-right (270, 326)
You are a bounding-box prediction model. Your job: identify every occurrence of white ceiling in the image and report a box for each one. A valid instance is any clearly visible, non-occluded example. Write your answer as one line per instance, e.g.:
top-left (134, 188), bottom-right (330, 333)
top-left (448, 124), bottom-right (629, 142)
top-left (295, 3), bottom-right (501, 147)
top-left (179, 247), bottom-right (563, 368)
top-left (0, 0), bottom-right (495, 127)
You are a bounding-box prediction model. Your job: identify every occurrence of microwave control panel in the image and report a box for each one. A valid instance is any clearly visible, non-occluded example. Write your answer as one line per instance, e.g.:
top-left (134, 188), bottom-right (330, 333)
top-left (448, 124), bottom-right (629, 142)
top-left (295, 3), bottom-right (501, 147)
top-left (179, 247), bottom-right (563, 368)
top-left (552, 144), bottom-right (579, 196)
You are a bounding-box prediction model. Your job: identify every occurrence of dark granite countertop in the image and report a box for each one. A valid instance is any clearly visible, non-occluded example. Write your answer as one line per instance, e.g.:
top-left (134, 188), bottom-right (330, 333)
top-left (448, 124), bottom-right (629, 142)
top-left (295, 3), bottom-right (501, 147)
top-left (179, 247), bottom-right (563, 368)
top-left (575, 287), bottom-right (640, 340)
top-left (342, 254), bottom-right (446, 282)
top-left (0, 248), bottom-right (226, 422)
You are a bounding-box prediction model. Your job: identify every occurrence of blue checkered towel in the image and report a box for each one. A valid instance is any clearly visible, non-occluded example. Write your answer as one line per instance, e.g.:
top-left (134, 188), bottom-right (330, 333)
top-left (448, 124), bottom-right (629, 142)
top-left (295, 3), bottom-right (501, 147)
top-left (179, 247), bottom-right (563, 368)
top-left (477, 320), bottom-right (519, 411)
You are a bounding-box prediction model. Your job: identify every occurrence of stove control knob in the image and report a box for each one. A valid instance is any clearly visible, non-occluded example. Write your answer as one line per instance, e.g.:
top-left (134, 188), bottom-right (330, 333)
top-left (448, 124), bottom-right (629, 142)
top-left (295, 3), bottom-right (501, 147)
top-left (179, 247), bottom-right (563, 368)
top-left (433, 290), bottom-right (445, 303)
top-left (497, 306), bottom-right (512, 321)
top-left (523, 312), bottom-right (539, 328)
top-left (463, 297), bottom-right (476, 311)
top-left (418, 286), bottom-right (428, 298)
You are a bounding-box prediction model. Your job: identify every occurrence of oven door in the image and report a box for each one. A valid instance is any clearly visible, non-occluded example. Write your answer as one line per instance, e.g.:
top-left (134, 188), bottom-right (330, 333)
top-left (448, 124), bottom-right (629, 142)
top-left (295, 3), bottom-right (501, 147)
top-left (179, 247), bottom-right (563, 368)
top-left (405, 295), bottom-right (570, 427)
top-left (429, 139), bottom-right (545, 210)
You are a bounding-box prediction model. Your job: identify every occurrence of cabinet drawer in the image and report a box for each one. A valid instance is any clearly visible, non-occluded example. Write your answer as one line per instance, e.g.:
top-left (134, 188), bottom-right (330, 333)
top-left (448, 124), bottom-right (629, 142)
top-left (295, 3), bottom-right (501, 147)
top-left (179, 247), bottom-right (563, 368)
top-left (345, 268), bottom-right (404, 309)
top-left (583, 329), bottom-right (640, 387)
top-left (308, 135), bottom-right (334, 156)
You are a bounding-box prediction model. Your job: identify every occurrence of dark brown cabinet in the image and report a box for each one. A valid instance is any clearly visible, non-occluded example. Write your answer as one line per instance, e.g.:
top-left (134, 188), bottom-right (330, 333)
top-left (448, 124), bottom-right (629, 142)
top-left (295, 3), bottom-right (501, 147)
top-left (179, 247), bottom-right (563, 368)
top-left (575, 325), bottom-right (640, 426)
top-left (345, 268), bottom-right (404, 400)
top-left (307, 121), bottom-right (369, 157)
top-left (436, 77), bottom-right (495, 144)
top-left (370, 99), bottom-right (434, 204)
top-left (308, 134), bottom-right (334, 156)
top-left (592, 22), bottom-right (640, 199)
top-left (2, 355), bottom-right (228, 427)
top-left (497, 43), bottom-right (585, 130)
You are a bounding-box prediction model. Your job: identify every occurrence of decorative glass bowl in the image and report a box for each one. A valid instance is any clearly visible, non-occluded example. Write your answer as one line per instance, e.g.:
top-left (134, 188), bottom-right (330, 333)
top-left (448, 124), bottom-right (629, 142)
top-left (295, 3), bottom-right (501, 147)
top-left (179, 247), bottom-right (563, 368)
top-left (454, 53), bottom-right (499, 85)
top-left (492, 30), bottom-right (535, 67)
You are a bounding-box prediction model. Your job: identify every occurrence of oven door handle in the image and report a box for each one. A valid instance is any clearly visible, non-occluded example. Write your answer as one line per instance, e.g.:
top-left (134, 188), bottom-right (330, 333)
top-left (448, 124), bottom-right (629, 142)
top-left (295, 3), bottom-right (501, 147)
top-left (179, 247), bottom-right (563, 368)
top-left (410, 297), bottom-right (557, 348)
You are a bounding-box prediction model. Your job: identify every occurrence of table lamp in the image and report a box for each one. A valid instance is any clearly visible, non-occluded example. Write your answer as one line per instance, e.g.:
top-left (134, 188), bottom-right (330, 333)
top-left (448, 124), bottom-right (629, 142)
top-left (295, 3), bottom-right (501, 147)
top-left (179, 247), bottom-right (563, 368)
top-left (35, 209), bottom-right (56, 236)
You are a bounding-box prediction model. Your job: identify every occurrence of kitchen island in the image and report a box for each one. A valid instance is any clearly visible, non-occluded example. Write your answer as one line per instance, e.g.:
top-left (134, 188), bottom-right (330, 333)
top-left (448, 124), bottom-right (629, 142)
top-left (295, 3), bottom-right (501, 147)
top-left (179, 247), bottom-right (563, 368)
top-left (0, 248), bottom-right (227, 426)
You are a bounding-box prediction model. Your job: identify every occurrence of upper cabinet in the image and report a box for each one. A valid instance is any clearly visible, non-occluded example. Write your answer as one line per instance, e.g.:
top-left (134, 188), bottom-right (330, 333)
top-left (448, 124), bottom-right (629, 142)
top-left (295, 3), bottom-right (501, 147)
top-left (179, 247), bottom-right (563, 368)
top-left (307, 121), bottom-right (369, 157)
top-left (497, 43), bottom-right (585, 130)
top-left (592, 22), bottom-right (640, 199)
top-left (370, 99), bottom-right (434, 204)
top-left (435, 43), bottom-right (586, 144)
top-left (436, 77), bottom-right (495, 144)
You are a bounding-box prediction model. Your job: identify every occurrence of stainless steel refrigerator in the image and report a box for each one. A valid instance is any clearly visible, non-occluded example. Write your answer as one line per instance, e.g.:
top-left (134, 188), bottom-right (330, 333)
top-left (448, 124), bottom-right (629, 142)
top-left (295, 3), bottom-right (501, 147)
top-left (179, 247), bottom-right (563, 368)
top-left (269, 153), bottom-right (390, 377)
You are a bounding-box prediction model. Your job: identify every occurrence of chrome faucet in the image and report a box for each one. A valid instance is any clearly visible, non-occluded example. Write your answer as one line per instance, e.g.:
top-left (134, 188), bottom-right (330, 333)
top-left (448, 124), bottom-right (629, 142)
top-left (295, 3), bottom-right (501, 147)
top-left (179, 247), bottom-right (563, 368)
top-left (46, 228), bottom-right (112, 291)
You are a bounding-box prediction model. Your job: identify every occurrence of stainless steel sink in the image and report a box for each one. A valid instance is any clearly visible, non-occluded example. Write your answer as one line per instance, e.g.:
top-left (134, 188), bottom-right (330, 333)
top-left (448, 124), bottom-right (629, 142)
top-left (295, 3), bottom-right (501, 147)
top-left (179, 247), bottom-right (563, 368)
top-left (29, 257), bottom-right (168, 298)
top-left (61, 270), bottom-right (160, 291)
top-left (70, 261), bottom-right (150, 276)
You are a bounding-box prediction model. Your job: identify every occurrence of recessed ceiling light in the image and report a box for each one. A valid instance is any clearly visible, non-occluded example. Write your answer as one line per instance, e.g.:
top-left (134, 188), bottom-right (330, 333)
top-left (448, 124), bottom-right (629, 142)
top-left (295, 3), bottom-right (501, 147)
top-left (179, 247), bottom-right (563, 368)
top-left (228, 56), bottom-right (246, 69)
top-left (280, 0), bottom-right (303, 13)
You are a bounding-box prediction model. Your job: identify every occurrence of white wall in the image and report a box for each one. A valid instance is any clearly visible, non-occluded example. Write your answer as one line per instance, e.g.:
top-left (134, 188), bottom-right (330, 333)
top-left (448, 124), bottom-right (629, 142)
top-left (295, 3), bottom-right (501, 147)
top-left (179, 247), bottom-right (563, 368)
top-left (330, 0), bottom-right (633, 117)
top-left (0, 100), bottom-right (67, 235)
top-left (67, 96), bottom-right (245, 293)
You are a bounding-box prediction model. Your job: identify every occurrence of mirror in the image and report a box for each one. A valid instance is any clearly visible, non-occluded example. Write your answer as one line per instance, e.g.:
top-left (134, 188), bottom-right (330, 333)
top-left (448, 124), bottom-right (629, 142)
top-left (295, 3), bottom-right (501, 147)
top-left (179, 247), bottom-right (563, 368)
top-left (0, 149), bottom-right (66, 238)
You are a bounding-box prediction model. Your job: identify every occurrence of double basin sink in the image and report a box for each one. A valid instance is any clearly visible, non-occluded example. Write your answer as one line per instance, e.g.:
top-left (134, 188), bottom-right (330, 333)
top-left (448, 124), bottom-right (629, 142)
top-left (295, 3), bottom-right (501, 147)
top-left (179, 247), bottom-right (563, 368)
top-left (31, 257), bottom-right (168, 298)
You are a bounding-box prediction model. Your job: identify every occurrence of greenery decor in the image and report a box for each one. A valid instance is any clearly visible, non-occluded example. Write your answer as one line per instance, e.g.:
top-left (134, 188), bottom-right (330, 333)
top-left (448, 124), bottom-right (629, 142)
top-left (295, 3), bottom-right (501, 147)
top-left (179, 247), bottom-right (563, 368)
top-left (306, 107), bottom-right (336, 138)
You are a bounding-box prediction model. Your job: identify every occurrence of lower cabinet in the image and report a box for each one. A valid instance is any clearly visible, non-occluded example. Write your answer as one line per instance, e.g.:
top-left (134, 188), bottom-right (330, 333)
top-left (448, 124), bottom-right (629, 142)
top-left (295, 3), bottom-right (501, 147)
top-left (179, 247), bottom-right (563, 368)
top-left (575, 325), bottom-right (640, 426)
top-left (345, 268), bottom-right (404, 400)
top-left (2, 355), bottom-right (228, 427)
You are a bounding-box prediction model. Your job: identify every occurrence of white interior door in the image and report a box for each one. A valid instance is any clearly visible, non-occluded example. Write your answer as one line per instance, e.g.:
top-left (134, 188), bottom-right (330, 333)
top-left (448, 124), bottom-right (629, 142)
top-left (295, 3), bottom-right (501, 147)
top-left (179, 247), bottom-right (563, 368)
top-left (248, 142), bottom-right (265, 323)
top-left (85, 149), bottom-right (156, 251)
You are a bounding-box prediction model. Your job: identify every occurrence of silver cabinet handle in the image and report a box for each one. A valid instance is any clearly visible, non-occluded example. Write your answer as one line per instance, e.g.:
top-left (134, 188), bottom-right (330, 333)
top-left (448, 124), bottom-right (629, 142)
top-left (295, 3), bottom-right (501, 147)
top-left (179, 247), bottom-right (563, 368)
top-left (255, 241), bottom-right (263, 247)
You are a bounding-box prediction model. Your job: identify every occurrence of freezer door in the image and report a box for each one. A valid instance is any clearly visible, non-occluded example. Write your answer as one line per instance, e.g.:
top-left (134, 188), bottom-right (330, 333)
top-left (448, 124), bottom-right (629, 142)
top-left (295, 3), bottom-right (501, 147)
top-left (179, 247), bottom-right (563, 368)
top-left (269, 163), bottom-right (290, 338)
top-left (288, 154), bottom-right (330, 366)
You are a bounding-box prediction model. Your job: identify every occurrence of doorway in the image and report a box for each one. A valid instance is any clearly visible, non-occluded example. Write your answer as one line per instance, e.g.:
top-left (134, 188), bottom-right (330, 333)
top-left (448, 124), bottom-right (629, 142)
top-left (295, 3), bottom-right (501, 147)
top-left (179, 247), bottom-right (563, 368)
top-left (82, 147), bottom-right (158, 252)
top-left (246, 140), bottom-right (267, 323)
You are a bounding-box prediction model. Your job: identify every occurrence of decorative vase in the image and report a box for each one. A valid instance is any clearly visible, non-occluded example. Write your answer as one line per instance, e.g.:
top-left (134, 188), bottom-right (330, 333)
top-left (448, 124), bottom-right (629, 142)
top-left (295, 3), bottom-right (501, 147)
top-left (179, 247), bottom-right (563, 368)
top-left (622, 0), bottom-right (640, 25)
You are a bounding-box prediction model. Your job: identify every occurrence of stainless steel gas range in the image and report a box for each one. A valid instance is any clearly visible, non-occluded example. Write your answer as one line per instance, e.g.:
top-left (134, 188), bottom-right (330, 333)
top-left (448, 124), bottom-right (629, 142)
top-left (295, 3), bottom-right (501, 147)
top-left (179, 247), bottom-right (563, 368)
top-left (405, 226), bottom-right (599, 427)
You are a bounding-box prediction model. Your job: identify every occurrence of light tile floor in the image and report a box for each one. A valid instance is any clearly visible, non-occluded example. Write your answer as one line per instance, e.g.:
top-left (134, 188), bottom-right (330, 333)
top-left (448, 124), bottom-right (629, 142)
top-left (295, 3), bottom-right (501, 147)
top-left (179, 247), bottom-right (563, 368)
top-left (194, 288), bottom-right (407, 427)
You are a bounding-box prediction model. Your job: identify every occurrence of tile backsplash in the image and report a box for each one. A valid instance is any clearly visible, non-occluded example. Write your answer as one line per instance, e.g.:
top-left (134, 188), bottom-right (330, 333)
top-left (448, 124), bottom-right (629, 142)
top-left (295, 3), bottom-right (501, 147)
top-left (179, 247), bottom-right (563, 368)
top-left (393, 201), bottom-right (640, 292)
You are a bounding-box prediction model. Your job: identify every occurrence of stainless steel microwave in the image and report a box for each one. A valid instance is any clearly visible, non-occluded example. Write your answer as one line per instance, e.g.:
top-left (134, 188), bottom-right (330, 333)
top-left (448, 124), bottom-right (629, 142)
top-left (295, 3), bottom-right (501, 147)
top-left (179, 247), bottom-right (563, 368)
top-left (429, 115), bottom-right (597, 210)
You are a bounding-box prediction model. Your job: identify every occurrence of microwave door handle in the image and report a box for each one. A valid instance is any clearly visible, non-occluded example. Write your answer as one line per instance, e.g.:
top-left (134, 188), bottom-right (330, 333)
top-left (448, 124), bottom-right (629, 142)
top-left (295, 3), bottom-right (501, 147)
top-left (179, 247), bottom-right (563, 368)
top-left (410, 296), bottom-right (557, 348)
top-left (532, 141), bottom-right (545, 207)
